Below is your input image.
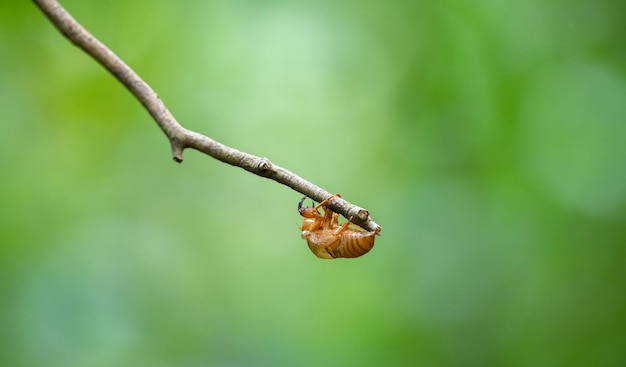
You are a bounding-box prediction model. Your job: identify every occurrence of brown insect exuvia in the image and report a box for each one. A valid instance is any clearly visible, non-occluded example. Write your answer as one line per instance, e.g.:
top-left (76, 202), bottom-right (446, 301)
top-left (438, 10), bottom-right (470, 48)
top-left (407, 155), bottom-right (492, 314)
top-left (298, 194), bottom-right (376, 259)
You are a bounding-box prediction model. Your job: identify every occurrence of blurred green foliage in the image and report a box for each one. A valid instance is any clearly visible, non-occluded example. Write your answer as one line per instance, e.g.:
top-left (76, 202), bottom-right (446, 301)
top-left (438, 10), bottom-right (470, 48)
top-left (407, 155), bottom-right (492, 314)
top-left (1, 0), bottom-right (625, 366)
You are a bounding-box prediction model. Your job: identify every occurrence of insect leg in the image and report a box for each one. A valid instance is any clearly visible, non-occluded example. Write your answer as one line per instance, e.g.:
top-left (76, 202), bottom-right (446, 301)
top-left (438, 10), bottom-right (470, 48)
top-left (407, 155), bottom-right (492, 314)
top-left (297, 196), bottom-right (308, 211)
top-left (312, 194), bottom-right (336, 212)
top-left (331, 212), bottom-right (340, 228)
top-left (332, 216), bottom-right (353, 236)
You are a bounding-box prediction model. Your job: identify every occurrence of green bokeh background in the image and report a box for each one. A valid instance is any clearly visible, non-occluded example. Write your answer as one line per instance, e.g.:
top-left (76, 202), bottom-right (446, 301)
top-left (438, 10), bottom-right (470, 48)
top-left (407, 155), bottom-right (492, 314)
top-left (2, 1), bottom-right (625, 366)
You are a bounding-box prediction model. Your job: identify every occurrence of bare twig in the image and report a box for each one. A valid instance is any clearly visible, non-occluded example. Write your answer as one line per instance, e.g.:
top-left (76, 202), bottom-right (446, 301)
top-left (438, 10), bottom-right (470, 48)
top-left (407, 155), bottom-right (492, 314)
top-left (32, 0), bottom-right (381, 233)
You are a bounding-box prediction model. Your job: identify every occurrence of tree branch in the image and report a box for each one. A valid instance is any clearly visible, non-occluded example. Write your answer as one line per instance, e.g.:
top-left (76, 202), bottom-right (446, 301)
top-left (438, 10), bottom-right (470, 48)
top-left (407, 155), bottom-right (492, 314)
top-left (32, 0), bottom-right (381, 234)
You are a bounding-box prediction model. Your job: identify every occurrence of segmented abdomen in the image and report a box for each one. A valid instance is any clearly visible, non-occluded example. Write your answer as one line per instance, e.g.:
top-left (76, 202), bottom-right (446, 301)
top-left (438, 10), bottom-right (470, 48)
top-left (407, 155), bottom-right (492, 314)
top-left (331, 230), bottom-right (375, 258)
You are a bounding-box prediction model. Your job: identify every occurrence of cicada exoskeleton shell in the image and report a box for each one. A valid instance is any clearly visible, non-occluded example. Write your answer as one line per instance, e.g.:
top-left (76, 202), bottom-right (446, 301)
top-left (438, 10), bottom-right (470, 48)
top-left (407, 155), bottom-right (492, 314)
top-left (297, 195), bottom-right (376, 259)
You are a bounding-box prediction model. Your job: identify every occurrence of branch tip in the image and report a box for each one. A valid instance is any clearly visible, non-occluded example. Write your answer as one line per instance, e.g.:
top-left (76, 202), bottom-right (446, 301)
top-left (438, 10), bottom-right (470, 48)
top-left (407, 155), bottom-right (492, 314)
top-left (373, 224), bottom-right (382, 234)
